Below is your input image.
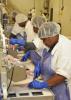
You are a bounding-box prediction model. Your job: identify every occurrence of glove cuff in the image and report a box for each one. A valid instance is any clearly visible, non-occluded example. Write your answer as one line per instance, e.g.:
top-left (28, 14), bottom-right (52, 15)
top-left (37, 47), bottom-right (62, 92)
top-left (44, 81), bottom-right (48, 88)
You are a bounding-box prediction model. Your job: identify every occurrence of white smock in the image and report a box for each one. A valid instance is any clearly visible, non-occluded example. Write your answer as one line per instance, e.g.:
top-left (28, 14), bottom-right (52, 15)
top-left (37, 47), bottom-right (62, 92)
top-left (25, 20), bottom-right (35, 42)
top-left (50, 34), bottom-right (71, 99)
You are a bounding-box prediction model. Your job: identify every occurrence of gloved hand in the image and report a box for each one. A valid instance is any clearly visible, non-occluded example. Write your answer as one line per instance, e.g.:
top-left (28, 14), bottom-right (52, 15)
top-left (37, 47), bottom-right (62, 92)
top-left (9, 38), bottom-right (17, 45)
top-left (16, 39), bottom-right (26, 46)
top-left (28, 80), bottom-right (48, 89)
top-left (10, 38), bottom-right (26, 47)
top-left (34, 62), bottom-right (41, 79)
top-left (17, 46), bottom-right (24, 51)
top-left (21, 50), bottom-right (31, 61)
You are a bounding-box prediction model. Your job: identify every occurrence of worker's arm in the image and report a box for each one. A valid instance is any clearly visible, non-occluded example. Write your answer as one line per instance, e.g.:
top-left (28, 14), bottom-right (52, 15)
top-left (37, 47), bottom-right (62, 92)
top-left (47, 74), bottom-right (66, 87)
top-left (9, 33), bottom-right (17, 39)
top-left (28, 74), bottom-right (66, 89)
top-left (24, 42), bottom-right (36, 52)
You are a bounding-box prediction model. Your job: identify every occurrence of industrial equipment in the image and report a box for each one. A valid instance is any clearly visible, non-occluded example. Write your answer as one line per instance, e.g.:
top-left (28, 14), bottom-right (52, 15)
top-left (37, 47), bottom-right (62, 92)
top-left (7, 86), bottom-right (55, 100)
top-left (0, 23), bottom-right (55, 100)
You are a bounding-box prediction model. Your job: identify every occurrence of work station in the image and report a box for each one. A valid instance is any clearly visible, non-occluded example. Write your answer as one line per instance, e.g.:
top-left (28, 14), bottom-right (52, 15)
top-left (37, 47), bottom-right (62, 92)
top-left (0, 0), bottom-right (71, 100)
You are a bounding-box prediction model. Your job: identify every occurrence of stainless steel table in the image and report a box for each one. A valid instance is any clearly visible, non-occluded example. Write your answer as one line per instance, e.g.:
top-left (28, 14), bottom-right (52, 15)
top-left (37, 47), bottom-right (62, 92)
top-left (7, 86), bottom-right (55, 100)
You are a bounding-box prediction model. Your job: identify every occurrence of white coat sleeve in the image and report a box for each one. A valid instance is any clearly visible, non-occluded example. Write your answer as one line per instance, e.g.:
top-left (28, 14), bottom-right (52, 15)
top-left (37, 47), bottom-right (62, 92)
top-left (56, 55), bottom-right (71, 79)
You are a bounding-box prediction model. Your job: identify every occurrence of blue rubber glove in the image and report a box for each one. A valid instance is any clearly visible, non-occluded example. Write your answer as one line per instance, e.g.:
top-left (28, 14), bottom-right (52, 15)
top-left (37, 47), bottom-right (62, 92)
top-left (17, 46), bottom-right (24, 51)
top-left (16, 39), bottom-right (26, 46)
top-left (21, 50), bottom-right (31, 61)
top-left (34, 62), bottom-right (41, 79)
top-left (9, 38), bottom-right (17, 45)
top-left (10, 38), bottom-right (26, 46)
top-left (28, 80), bottom-right (48, 89)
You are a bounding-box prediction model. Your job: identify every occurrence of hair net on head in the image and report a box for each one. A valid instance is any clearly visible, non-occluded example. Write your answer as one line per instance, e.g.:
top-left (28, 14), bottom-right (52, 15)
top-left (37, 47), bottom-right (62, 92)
top-left (38, 22), bottom-right (60, 38)
top-left (15, 13), bottom-right (28, 24)
top-left (32, 16), bottom-right (46, 28)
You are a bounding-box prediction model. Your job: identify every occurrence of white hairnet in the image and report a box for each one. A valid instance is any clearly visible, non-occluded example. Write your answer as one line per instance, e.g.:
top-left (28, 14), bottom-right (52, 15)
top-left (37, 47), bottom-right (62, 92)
top-left (15, 13), bottom-right (28, 24)
top-left (32, 16), bottom-right (46, 28)
top-left (12, 23), bottom-right (24, 35)
top-left (38, 22), bottom-right (60, 38)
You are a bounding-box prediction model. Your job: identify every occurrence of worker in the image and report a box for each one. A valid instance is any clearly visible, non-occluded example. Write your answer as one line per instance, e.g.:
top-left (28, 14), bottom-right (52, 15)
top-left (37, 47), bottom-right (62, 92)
top-left (25, 13), bottom-right (35, 43)
top-left (24, 16), bottom-right (47, 52)
top-left (28, 22), bottom-right (71, 100)
top-left (27, 12), bottom-right (32, 21)
top-left (11, 13), bottom-right (28, 38)
top-left (30, 8), bottom-right (36, 19)
top-left (9, 13), bottom-right (28, 49)
top-left (21, 16), bottom-right (48, 64)
top-left (3, 13), bottom-right (8, 29)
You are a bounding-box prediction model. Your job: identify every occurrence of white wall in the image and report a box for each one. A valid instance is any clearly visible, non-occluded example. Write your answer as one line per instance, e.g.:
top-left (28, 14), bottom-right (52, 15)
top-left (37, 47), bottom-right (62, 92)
top-left (8, 0), bottom-right (44, 15)
top-left (50, 0), bottom-right (71, 37)
top-left (7, 0), bottom-right (71, 37)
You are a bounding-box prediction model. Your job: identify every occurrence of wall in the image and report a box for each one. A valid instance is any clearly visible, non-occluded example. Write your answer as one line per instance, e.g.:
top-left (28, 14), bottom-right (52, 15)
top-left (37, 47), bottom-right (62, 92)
top-left (6, 0), bottom-right (71, 37)
top-left (50, 0), bottom-right (71, 37)
top-left (7, 0), bottom-right (44, 15)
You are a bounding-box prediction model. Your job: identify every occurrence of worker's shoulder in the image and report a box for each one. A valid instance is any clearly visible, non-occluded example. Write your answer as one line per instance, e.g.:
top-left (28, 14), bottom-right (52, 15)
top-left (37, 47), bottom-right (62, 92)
top-left (58, 35), bottom-right (71, 56)
top-left (59, 35), bottom-right (71, 46)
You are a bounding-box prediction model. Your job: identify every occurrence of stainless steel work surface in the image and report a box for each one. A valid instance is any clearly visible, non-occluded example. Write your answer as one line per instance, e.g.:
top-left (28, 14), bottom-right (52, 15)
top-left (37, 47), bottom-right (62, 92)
top-left (7, 86), bottom-right (55, 100)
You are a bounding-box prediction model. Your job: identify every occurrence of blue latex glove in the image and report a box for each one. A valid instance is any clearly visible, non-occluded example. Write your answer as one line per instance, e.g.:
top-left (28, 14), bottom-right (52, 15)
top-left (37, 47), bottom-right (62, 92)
top-left (10, 38), bottom-right (25, 46)
top-left (28, 80), bottom-right (48, 89)
top-left (17, 46), bottom-right (24, 51)
top-left (21, 50), bottom-right (31, 61)
top-left (34, 62), bottom-right (41, 79)
top-left (9, 38), bottom-right (17, 45)
top-left (16, 39), bottom-right (26, 46)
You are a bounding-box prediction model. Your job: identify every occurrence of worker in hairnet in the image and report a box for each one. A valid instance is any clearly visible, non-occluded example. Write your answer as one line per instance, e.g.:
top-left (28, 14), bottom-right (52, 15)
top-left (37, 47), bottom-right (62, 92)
top-left (24, 13), bottom-right (35, 43)
top-left (21, 16), bottom-right (48, 64)
top-left (9, 13), bottom-right (28, 50)
top-left (28, 22), bottom-right (71, 100)
top-left (23, 16), bottom-right (47, 52)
